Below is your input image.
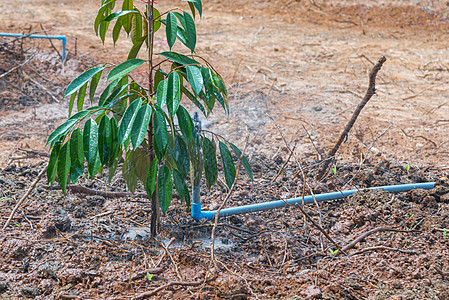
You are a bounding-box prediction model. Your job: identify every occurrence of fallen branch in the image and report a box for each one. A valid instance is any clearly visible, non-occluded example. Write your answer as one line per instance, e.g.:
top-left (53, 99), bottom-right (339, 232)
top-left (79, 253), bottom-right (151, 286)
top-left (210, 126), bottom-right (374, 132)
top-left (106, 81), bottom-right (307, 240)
top-left (349, 245), bottom-right (421, 256)
top-left (134, 276), bottom-right (217, 299)
top-left (317, 56), bottom-right (387, 180)
top-left (339, 227), bottom-right (415, 255)
top-left (0, 53), bottom-right (35, 79)
top-left (434, 266), bottom-right (449, 278)
top-left (295, 204), bottom-right (347, 256)
top-left (2, 167), bottom-right (46, 230)
top-left (41, 184), bottom-right (179, 200)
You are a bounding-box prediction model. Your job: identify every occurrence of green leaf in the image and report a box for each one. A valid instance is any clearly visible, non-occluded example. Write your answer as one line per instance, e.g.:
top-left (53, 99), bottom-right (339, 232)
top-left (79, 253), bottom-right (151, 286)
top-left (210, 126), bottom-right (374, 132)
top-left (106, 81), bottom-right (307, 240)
top-left (47, 141), bottom-right (61, 186)
top-left (181, 86), bottom-right (206, 116)
top-left (77, 82), bottom-right (88, 111)
top-left (160, 51), bottom-right (199, 66)
top-left (83, 119), bottom-right (99, 167)
top-left (70, 128), bottom-right (84, 183)
top-left (219, 141), bottom-right (236, 188)
top-left (186, 65), bottom-right (203, 95)
top-left (154, 69), bottom-right (165, 93)
top-left (57, 141), bottom-right (71, 194)
top-left (128, 35), bottom-right (146, 59)
top-left (229, 142), bottom-right (253, 181)
top-left (123, 150), bottom-right (138, 193)
top-left (166, 72), bottom-right (181, 117)
top-left (107, 59), bottom-right (144, 82)
top-left (121, 0), bottom-right (133, 34)
top-left (166, 12), bottom-right (177, 49)
top-left (112, 18), bottom-right (122, 45)
top-left (130, 13), bottom-right (142, 44)
top-left (98, 115), bottom-right (112, 165)
top-left (132, 148), bottom-right (149, 183)
top-left (187, 2), bottom-right (196, 19)
top-left (174, 135), bottom-right (190, 178)
top-left (131, 104), bottom-right (152, 148)
top-left (89, 70), bottom-right (103, 103)
top-left (152, 8), bottom-right (161, 33)
top-left (68, 92), bottom-right (77, 117)
top-left (46, 118), bottom-right (79, 147)
top-left (188, 139), bottom-right (203, 187)
top-left (99, 79), bottom-right (119, 105)
top-left (104, 10), bottom-right (138, 22)
top-left (99, 13), bottom-right (111, 44)
top-left (202, 137), bottom-right (218, 188)
top-left (153, 108), bottom-right (168, 160)
top-left (118, 98), bottom-right (142, 144)
top-left (183, 12), bottom-right (196, 52)
top-left (64, 66), bottom-right (105, 98)
top-left (176, 106), bottom-right (194, 142)
top-left (158, 165), bottom-right (172, 214)
top-left (173, 169), bottom-right (190, 205)
top-left (145, 157), bottom-right (158, 197)
top-left (156, 80), bottom-right (167, 108)
top-left (102, 84), bottom-right (128, 106)
top-left (181, 0), bottom-right (202, 17)
top-left (95, 0), bottom-right (114, 34)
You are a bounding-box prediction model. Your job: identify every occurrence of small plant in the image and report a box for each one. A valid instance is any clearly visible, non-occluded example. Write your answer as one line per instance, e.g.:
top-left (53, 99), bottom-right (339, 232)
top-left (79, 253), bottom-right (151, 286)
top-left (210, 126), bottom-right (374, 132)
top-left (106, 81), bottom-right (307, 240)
top-left (329, 248), bottom-right (339, 256)
top-left (146, 272), bottom-right (153, 281)
top-left (443, 228), bottom-right (448, 239)
top-left (46, 0), bottom-right (252, 235)
top-left (332, 166), bottom-right (337, 174)
top-left (406, 163), bottom-right (410, 172)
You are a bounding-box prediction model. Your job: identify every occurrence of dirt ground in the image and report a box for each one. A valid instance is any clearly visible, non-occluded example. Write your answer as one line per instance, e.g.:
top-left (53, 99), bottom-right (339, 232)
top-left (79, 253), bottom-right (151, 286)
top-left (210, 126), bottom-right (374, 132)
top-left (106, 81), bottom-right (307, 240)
top-left (1, 0), bottom-right (449, 299)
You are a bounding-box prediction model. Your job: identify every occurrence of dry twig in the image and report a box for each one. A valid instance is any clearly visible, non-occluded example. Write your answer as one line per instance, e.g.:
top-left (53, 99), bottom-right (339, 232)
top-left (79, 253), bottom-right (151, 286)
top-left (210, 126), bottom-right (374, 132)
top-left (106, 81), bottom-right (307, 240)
top-left (350, 245), bottom-right (420, 256)
top-left (317, 56), bottom-right (387, 180)
top-left (134, 276), bottom-right (217, 299)
top-left (2, 166), bottom-right (46, 230)
top-left (295, 204), bottom-right (347, 256)
top-left (339, 227), bottom-right (416, 255)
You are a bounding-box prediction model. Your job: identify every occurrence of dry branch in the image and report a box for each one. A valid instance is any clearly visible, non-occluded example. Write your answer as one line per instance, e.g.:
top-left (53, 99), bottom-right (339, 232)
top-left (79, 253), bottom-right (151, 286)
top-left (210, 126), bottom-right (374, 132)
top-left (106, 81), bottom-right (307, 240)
top-left (317, 56), bottom-right (387, 180)
top-left (350, 245), bottom-right (421, 256)
top-left (42, 184), bottom-right (179, 200)
top-left (2, 166), bottom-right (46, 230)
top-left (339, 227), bottom-right (416, 255)
top-left (134, 276), bottom-right (217, 299)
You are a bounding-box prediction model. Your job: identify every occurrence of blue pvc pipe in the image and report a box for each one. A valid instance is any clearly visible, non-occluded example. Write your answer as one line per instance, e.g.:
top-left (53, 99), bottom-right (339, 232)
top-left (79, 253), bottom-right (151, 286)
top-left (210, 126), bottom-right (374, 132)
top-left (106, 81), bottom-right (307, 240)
top-left (191, 182), bottom-right (436, 221)
top-left (0, 33), bottom-right (67, 62)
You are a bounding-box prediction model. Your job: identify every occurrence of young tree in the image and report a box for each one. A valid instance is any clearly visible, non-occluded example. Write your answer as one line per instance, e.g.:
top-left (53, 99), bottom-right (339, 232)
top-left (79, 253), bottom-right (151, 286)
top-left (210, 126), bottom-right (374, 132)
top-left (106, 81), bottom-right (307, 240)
top-left (46, 0), bottom-right (252, 235)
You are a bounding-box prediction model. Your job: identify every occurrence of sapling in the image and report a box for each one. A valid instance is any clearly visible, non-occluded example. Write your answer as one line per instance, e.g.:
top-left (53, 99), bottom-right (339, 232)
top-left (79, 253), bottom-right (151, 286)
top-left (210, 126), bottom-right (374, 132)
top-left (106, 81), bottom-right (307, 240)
top-left (46, 0), bottom-right (252, 235)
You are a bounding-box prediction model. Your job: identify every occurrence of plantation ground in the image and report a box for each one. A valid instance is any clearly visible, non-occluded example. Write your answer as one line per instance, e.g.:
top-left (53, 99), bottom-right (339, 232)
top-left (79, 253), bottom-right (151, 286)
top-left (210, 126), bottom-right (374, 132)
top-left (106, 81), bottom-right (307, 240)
top-left (0, 0), bottom-right (449, 299)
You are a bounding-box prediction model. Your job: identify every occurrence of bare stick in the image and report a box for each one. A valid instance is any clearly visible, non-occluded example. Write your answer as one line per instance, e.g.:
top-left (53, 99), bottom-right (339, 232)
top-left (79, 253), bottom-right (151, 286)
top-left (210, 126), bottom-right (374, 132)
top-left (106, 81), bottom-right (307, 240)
top-left (39, 24), bottom-right (63, 61)
top-left (152, 237), bottom-right (183, 281)
top-left (317, 56), bottom-right (386, 180)
top-left (339, 227), bottom-right (414, 254)
top-left (350, 245), bottom-right (420, 256)
top-left (42, 184), bottom-right (179, 200)
top-left (2, 167), bottom-right (46, 230)
top-left (0, 54), bottom-right (35, 79)
top-left (271, 142), bottom-right (296, 183)
top-left (134, 276), bottom-right (217, 299)
top-left (302, 124), bottom-right (322, 160)
top-left (295, 204), bottom-right (347, 256)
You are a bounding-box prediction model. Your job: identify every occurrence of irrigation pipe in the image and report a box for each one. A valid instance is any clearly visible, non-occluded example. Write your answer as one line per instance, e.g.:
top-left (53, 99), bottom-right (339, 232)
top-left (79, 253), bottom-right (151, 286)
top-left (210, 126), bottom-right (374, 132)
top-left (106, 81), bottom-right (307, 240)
top-left (0, 33), bottom-right (67, 62)
top-left (191, 182), bottom-right (436, 221)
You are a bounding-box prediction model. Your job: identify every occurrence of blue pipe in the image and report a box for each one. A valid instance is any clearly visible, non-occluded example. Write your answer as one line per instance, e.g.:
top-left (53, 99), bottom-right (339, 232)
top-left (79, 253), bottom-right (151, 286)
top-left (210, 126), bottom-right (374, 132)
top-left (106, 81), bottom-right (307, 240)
top-left (0, 33), bottom-right (67, 62)
top-left (191, 182), bottom-right (436, 221)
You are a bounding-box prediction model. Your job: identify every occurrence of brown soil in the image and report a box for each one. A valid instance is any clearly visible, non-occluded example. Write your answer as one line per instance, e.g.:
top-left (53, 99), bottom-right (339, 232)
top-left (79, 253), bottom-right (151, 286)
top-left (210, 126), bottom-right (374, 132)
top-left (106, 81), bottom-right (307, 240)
top-left (1, 0), bottom-right (449, 299)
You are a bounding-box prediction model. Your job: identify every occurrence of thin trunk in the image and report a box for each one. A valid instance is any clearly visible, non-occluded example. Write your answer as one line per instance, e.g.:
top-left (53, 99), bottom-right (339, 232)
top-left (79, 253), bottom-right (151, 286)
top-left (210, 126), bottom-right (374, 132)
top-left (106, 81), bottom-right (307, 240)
top-left (147, 1), bottom-right (160, 236)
